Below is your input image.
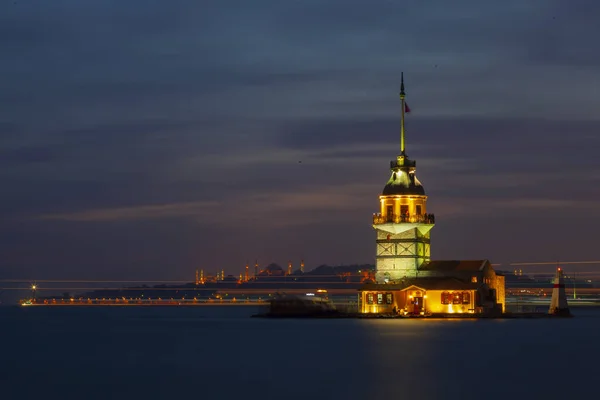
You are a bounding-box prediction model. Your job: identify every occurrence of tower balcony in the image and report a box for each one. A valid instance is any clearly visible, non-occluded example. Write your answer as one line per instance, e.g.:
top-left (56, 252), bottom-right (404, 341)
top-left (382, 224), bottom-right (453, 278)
top-left (373, 213), bottom-right (435, 225)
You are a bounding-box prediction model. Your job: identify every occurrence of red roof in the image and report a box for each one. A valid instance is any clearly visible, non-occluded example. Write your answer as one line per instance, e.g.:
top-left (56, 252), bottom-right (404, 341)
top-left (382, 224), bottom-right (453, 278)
top-left (361, 277), bottom-right (479, 291)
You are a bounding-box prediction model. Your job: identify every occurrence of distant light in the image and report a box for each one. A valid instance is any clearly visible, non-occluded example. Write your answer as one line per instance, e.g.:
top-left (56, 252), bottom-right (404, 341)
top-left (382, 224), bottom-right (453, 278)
top-left (306, 293), bottom-right (315, 296)
top-left (31, 285), bottom-right (37, 290)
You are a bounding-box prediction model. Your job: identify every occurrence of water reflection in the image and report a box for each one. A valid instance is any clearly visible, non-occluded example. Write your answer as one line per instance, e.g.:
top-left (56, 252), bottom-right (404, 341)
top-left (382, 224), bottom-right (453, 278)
top-left (358, 313), bottom-right (598, 399)
top-left (1, 307), bottom-right (598, 399)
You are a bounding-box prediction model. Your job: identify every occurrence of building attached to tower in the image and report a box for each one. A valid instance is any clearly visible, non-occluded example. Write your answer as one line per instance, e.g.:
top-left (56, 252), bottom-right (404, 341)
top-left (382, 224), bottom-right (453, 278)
top-left (359, 74), bottom-right (505, 316)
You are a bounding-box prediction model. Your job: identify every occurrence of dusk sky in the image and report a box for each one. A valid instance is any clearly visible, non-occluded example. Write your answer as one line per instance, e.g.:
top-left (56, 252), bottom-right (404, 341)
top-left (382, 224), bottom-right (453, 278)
top-left (2, 0), bottom-right (600, 281)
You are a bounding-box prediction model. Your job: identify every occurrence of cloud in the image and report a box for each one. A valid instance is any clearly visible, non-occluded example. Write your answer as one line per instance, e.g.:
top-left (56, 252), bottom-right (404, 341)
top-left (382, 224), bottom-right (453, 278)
top-left (35, 182), bottom-right (375, 229)
top-left (38, 201), bottom-right (221, 222)
top-left (3, 0), bottom-right (600, 278)
top-left (492, 198), bottom-right (596, 209)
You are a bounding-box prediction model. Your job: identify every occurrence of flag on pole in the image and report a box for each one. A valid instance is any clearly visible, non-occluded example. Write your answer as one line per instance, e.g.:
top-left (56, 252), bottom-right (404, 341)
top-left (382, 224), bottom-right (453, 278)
top-left (405, 103), bottom-right (411, 113)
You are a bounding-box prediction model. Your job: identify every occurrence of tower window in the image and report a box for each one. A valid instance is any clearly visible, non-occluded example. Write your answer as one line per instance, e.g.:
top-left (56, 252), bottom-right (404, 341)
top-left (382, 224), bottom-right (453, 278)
top-left (400, 205), bottom-right (409, 216)
top-left (416, 205), bottom-right (422, 215)
top-left (377, 293), bottom-right (383, 304)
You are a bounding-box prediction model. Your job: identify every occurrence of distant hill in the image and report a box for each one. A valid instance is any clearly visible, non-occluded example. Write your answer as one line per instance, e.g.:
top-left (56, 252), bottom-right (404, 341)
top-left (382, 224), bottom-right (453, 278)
top-left (309, 264), bottom-right (375, 275)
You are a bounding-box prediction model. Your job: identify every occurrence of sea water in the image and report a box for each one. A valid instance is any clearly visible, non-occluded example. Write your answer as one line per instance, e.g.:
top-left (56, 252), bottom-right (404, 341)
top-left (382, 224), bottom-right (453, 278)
top-left (1, 306), bottom-right (598, 400)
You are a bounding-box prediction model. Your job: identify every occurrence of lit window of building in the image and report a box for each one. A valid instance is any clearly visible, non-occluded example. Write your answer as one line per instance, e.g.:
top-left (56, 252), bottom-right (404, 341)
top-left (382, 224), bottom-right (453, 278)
top-left (441, 291), bottom-right (451, 304)
top-left (462, 292), bottom-right (471, 304)
top-left (453, 292), bottom-right (461, 304)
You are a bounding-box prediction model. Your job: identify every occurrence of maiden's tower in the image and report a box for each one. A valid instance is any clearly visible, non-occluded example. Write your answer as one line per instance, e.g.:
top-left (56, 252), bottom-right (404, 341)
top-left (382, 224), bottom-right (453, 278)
top-left (361, 74), bottom-right (505, 316)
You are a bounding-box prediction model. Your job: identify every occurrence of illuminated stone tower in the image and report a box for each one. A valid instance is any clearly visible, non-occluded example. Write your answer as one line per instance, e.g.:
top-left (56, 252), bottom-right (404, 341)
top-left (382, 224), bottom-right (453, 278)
top-left (372, 73), bottom-right (435, 283)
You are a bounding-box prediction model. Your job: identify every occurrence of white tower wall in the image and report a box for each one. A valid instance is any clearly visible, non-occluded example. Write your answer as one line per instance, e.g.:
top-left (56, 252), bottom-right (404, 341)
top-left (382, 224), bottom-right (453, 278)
top-left (374, 227), bottom-right (431, 283)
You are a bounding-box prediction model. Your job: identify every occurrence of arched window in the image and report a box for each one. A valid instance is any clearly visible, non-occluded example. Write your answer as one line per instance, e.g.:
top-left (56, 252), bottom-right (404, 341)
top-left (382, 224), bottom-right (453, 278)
top-left (462, 292), bottom-right (471, 304)
top-left (452, 292), bottom-right (462, 304)
top-left (385, 293), bottom-right (393, 304)
top-left (441, 291), bottom-right (451, 304)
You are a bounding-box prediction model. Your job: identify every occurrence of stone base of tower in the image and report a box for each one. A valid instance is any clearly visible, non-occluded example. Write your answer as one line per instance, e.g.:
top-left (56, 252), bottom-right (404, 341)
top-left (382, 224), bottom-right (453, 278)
top-left (374, 227), bottom-right (430, 283)
top-left (375, 259), bottom-right (427, 283)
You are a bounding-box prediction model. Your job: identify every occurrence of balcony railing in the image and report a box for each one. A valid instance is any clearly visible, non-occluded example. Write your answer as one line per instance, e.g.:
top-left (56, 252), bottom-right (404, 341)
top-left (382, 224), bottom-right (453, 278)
top-left (373, 213), bottom-right (435, 225)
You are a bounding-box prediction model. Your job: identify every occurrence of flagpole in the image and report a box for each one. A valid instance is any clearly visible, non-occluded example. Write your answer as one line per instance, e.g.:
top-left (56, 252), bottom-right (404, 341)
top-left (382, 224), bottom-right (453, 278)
top-left (400, 72), bottom-right (406, 155)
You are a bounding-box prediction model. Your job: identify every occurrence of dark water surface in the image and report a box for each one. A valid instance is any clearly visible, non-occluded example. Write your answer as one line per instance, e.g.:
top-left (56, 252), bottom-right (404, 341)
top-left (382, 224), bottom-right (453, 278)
top-left (1, 306), bottom-right (598, 400)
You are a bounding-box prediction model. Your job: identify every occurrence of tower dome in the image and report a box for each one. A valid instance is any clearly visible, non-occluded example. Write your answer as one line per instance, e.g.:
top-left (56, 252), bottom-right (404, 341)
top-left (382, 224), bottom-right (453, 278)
top-left (382, 158), bottom-right (425, 196)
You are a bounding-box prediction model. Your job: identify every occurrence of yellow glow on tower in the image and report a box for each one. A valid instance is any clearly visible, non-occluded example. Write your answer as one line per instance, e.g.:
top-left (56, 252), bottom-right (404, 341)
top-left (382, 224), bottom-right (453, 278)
top-left (371, 74), bottom-right (435, 283)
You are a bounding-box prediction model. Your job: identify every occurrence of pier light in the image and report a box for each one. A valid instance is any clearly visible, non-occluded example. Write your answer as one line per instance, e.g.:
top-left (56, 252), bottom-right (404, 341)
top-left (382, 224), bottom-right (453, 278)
top-left (31, 284), bottom-right (37, 290)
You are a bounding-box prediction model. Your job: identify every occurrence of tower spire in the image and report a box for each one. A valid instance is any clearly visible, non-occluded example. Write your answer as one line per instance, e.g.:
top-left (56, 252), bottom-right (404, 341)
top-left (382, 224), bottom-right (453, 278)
top-left (400, 72), bottom-right (406, 155)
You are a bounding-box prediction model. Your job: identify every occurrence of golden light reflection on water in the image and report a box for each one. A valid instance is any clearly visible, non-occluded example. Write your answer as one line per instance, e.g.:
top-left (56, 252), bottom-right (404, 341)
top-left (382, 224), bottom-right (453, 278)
top-left (355, 318), bottom-right (508, 399)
